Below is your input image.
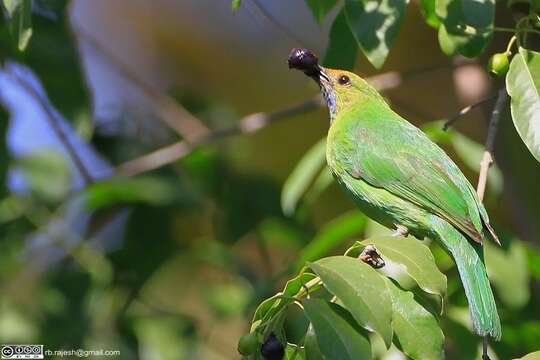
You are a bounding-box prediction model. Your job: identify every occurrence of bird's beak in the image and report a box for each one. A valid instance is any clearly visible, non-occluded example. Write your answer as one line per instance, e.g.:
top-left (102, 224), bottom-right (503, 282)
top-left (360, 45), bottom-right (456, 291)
top-left (316, 66), bottom-right (331, 88)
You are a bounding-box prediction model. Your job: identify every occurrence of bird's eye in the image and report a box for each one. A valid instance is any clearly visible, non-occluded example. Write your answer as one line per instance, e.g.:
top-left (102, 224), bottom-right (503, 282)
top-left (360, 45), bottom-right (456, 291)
top-left (338, 75), bottom-right (350, 85)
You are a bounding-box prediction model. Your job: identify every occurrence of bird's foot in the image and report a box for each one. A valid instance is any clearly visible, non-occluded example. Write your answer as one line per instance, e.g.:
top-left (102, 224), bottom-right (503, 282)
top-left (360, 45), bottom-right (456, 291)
top-left (392, 224), bottom-right (409, 237)
top-left (358, 245), bottom-right (385, 269)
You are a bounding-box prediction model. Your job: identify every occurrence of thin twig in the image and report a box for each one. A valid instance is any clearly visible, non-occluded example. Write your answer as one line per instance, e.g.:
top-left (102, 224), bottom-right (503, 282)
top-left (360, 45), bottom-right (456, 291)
top-left (6, 72), bottom-right (94, 185)
top-left (115, 96), bottom-right (324, 176)
top-left (71, 24), bottom-right (210, 142)
top-left (443, 95), bottom-right (498, 131)
top-left (476, 88), bottom-right (507, 202)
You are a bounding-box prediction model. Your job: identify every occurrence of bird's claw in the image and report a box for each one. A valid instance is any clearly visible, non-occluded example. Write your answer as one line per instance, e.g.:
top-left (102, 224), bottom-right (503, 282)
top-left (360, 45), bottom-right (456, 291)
top-left (358, 245), bottom-right (385, 269)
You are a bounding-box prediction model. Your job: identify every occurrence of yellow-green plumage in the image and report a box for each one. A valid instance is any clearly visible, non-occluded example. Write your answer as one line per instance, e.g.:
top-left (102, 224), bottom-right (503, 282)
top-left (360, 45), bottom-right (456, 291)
top-left (320, 68), bottom-right (501, 340)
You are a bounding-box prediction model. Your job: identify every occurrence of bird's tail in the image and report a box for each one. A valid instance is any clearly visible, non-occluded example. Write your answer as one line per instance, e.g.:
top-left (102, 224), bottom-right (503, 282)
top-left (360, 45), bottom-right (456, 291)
top-left (429, 216), bottom-right (501, 340)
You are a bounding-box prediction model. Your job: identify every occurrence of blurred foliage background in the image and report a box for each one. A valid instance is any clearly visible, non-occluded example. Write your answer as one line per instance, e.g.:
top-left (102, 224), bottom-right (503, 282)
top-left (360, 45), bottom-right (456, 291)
top-left (0, 0), bottom-right (540, 359)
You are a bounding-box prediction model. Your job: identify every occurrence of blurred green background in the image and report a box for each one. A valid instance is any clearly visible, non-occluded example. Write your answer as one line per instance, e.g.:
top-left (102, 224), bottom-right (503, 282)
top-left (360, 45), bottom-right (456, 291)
top-left (1, 1), bottom-right (540, 359)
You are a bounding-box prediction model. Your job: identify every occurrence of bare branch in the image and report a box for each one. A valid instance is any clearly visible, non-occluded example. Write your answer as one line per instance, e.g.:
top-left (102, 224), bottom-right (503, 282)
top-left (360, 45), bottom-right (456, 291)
top-left (8, 72), bottom-right (94, 185)
top-left (71, 24), bottom-right (210, 141)
top-left (115, 96), bottom-right (324, 176)
top-left (476, 88), bottom-right (507, 202)
top-left (443, 95), bottom-right (498, 131)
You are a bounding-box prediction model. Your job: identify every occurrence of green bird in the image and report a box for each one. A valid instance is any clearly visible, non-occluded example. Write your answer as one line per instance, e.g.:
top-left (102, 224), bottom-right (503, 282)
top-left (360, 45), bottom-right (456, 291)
top-left (288, 48), bottom-right (501, 341)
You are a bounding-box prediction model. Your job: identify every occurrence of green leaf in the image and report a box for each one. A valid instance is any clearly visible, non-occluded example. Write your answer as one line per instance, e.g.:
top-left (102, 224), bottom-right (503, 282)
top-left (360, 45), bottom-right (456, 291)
top-left (359, 236), bottom-right (447, 300)
top-left (285, 343), bottom-right (306, 359)
top-left (84, 176), bottom-right (183, 210)
top-left (231, 0), bottom-right (241, 12)
top-left (435, 0), bottom-right (494, 57)
top-left (323, 9), bottom-right (358, 70)
top-left (385, 279), bottom-right (444, 360)
top-left (302, 167), bottom-right (334, 208)
top-left (296, 211), bottom-right (367, 270)
top-left (305, 0), bottom-right (337, 23)
top-left (420, 0), bottom-right (440, 27)
top-left (303, 299), bottom-right (372, 359)
top-left (17, 150), bottom-right (71, 202)
top-left (485, 240), bottom-right (530, 309)
top-left (251, 273), bottom-right (318, 331)
top-left (304, 324), bottom-right (324, 360)
top-left (282, 138), bottom-right (326, 216)
top-left (310, 256), bottom-right (393, 347)
top-left (344, 0), bottom-right (409, 69)
top-left (507, 47), bottom-right (540, 163)
top-left (515, 351), bottom-right (540, 360)
top-left (4, 0), bottom-right (33, 51)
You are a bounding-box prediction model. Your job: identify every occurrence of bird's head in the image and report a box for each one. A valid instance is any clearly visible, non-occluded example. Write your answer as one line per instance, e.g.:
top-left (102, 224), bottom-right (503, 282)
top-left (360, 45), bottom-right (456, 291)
top-left (288, 48), bottom-right (377, 121)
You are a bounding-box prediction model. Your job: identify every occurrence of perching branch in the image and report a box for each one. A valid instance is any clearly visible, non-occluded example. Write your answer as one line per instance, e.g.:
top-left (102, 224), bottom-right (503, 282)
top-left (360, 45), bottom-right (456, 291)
top-left (476, 88), bottom-right (508, 202)
top-left (115, 96), bottom-right (324, 176)
top-left (443, 95), bottom-right (498, 131)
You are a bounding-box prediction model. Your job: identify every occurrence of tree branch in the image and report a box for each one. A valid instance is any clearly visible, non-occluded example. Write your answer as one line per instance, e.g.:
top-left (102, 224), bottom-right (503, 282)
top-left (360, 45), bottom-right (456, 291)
top-left (443, 95), bottom-right (498, 131)
top-left (7, 72), bottom-right (94, 185)
top-left (71, 24), bottom-right (210, 142)
top-left (115, 96), bottom-right (324, 176)
top-left (476, 88), bottom-right (507, 202)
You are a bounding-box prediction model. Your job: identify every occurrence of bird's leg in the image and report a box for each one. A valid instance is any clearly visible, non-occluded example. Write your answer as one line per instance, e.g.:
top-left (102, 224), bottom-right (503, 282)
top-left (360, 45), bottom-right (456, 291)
top-left (392, 224), bottom-right (409, 237)
top-left (358, 245), bottom-right (385, 269)
top-left (482, 337), bottom-right (490, 360)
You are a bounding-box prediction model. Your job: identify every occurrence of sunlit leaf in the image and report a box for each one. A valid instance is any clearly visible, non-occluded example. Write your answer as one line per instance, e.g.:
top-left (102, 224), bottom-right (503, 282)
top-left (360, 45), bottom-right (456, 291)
top-left (515, 351), bottom-right (540, 360)
top-left (485, 240), bottom-right (530, 309)
top-left (435, 0), bottom-right (494, 57)
top-left (507, 47), bottom-right (540, 163)
top-left (285, 343), bottom-right (306, 359)
top-left (303, 299), bottom-right (372, 359)
top-left (420, 0), bottom-right (440, 28)
top-left (323, 9), bottom-right (357, 70)
top-left (282, 138), bottom-right (326, 216)
top-left (296, 211), bottom-right (367, 270)
top-left (4, 0), bottom-right (33, 51)
top-left (310, 256), bottom-right (393, 347)
top-left (358, 236), bottom-right (447, 301)
top-left (385, 279), bottom-right (444, 360)
top-left (305, 0), bottom-right (337, 23)
top-left (344, 0), bottom-right (409, 69)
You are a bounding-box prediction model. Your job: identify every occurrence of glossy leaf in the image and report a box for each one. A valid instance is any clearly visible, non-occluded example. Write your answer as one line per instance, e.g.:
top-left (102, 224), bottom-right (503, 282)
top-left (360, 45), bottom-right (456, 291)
top-left (304, 324), bottom-right (324, 360)
top-left (303, 299), bottom-right (372, 359)
top-left (305, 0), bottom-right (337, 23)
top-left (360, 236), bottom-right (447, 300)
top-left (507, 47), bottom-right (540, 163)
top-left (386, 279), bottom-right (444, 360)
top-left (344, 0), bottom-right (409, 69)
top-left (310, 256), bottom-right (393, 346)
top-left (296, 211), bottom-right (367, 270)
top-left (485, 241), bottom-right (530, 309)
top-left (282, 138), bottom-right (326, 216)
top-left (323, 9), bottom-right (358, 70)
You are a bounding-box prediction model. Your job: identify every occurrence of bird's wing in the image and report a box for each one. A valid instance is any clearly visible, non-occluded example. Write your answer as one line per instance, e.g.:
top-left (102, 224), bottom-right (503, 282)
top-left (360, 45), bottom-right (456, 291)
top-left (340, 107), bottom-right (494, 243)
